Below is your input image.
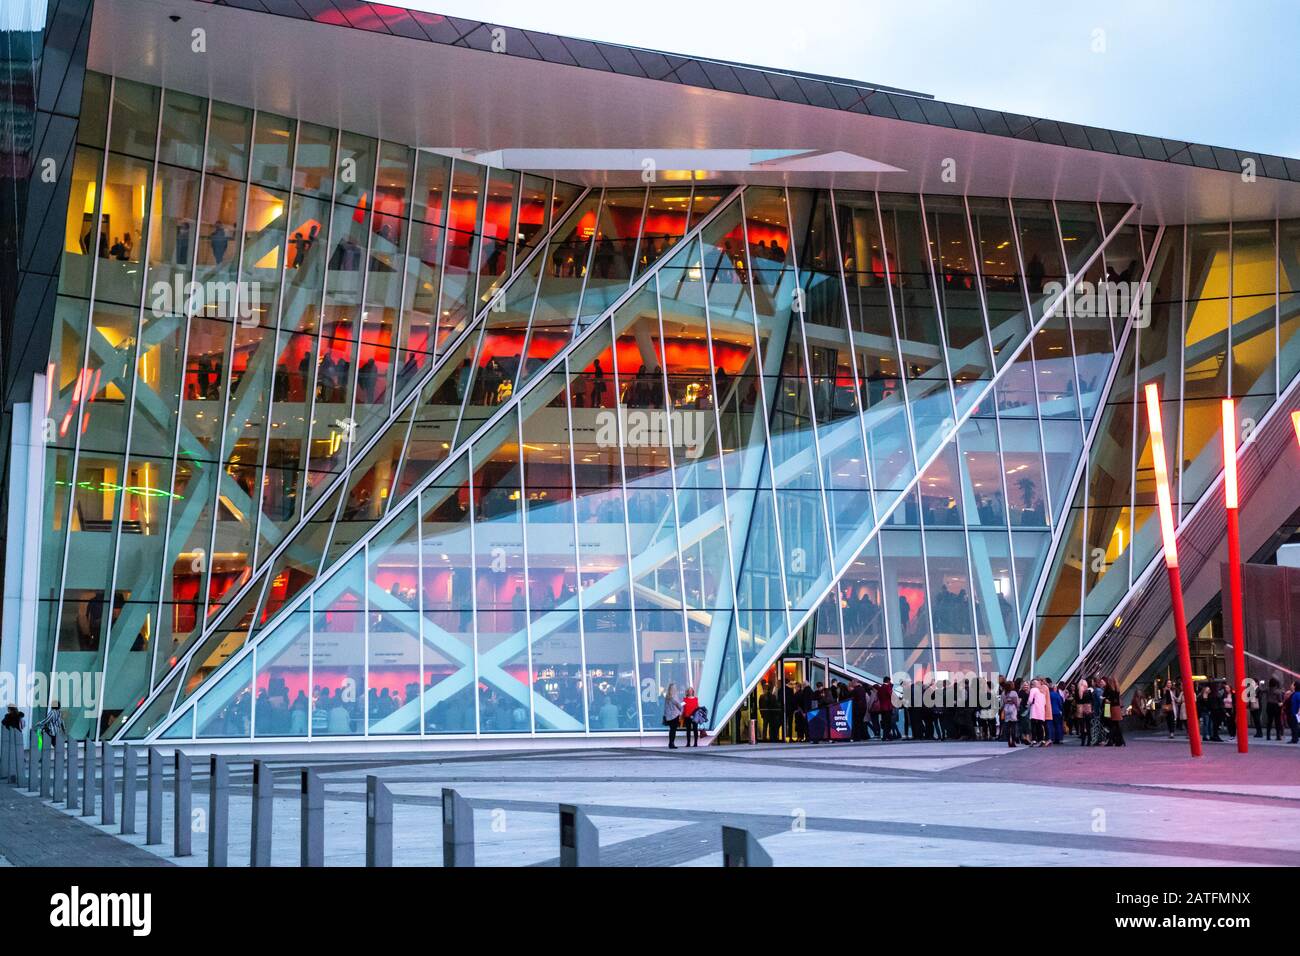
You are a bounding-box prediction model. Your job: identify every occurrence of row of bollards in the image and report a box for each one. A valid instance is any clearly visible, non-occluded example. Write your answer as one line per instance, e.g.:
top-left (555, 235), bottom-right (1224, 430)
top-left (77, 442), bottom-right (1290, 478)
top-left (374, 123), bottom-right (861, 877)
top-left (5, 736), bottom-right (771, 867)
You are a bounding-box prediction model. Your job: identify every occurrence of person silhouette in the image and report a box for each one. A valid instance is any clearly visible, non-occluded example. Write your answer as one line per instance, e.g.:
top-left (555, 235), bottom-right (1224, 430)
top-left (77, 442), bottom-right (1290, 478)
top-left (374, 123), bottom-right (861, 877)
top-left (210, 223), bottom-right (229, 265)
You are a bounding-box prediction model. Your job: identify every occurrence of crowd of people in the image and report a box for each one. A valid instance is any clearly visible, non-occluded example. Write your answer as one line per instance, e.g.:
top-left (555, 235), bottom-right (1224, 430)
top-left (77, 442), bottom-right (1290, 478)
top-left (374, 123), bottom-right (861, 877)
top-left (683, 671), bottom-right (1300, 750)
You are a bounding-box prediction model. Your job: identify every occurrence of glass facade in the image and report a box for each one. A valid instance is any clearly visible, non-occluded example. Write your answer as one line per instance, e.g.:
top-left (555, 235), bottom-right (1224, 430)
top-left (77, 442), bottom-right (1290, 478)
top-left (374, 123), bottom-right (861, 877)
top-left (1025, 219), bottom-right (1300, 676)
top-left (24, 68), bottom-right (1300, 745)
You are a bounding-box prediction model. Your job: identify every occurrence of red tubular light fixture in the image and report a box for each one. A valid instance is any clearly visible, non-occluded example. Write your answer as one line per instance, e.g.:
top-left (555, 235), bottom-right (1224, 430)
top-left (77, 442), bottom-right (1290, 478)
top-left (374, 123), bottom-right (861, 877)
top-left (1220, 399), bottom-right (1248, 752)
top-left (1144, 382), bottom-right (1202, 757)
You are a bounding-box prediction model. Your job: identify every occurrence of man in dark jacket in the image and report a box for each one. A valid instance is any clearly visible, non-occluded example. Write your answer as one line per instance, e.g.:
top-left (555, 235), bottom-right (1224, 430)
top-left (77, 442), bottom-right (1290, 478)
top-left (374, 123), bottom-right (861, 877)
top-left (1208, 680), bottom-right (1227, 742)
top-left (1, 705), bottom-right (24, 731)
top-left (878, 679), bottom-right (897, 740)
top-left (850, 681), bottom-right (869, 741)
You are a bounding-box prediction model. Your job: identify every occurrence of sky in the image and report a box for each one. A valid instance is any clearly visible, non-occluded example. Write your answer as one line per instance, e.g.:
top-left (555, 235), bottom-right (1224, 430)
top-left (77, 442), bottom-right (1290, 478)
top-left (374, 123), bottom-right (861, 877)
top-left (395, 0), bottom-right (1300, 158)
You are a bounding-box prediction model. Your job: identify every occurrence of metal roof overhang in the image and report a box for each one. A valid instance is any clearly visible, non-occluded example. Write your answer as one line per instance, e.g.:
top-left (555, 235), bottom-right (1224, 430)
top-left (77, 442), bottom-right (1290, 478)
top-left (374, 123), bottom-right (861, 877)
top-left (88, 0), bottom-right (1300, 224)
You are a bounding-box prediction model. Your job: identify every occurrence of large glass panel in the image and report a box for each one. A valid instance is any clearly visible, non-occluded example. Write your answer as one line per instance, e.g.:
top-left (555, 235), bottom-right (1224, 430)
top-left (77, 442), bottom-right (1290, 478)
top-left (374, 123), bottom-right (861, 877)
top-left (365, 502), bottom-right (421, 735)
top-left (107, 78), bottom-right (159, 160)
top-left (568, 322), bottom-right (642, 731)
top-left (926, 194), bottom-right (993, 414)
top-left (205, 101), bottom-right (252, 181)
top-left (252, 609), bottom-right (310, 737)
top-left (969, 197), bottom-right (1029, 369)
top-left (311, 553), bottom-right (366, 737)
top-left (1034, 484), bottom-right (1085, 676)
top-left (436, 161), bottom-right (486, 343)
top-left (969, 529), bottom-right (1018, 674)
top-left (1012, 199), bottom-right (1067, 320)
top-left (839, 540), bottom-right (889, 678)
top-left (1279, 221), bottom-right (1300, 387)
top-left (519, 376), bottom-right (588, 731)
top-left (59, 146), bottom-right (104, 297)
top-left (1231, 221), bottom-right (1278, 423)
top-left (578, 188), bottom-right (644, 321)
top-left (293, 122), bottom-right (336, 199)
top-left (880, 522), bottom-right (932, 678)
top-left (879, 193), bottom-right (953, 461)
top-left (158, 90), bottom-right (207, 169)
top-left (419, 456), bottom-right (477, 733)
top-left (94, 154), bottom-right (153, 307)
top-left (146, 163), bottom-right (202, 297)
top-left (195, 655), bottom-right (252, 738)
top-left (335, 131), bottom-right (376, 208)
top-left (250, 111), bottom-right (295, 189)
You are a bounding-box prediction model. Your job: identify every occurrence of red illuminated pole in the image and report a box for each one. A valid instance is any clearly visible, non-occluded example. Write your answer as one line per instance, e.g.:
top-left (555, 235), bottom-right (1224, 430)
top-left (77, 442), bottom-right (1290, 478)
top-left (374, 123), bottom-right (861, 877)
top-left (1220, 400), bottom-right (1248, 753)
top-left (1144, 383), bottom-right (1202, 757)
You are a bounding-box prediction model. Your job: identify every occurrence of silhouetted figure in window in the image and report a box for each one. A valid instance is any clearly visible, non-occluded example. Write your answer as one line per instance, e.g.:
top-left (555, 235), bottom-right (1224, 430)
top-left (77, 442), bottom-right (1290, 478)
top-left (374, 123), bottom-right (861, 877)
top-left (590, 359), bottom-right (607, 408)
top-left (210, 223), bottom-right (230, 265)
top-left (1026, 252), bottom-right (1045, 295)
top-left (357, 357), bottom-right (378, 404)
top-left (290, 230), bottom-right (309, 269)
top-left (175, 220), bottom-right (191, 264)
top-left (318, 354), bottom-right (337, 401)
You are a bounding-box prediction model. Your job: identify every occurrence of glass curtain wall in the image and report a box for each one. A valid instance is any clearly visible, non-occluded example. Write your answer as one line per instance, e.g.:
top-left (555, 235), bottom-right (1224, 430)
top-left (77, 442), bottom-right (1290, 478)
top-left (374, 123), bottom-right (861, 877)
top-left (38, 71), bottom-right (579, 738)
top-left (1029, 216), bottom-right (1300, 680)
top-left (144, 185), bottom-right (1133, 741)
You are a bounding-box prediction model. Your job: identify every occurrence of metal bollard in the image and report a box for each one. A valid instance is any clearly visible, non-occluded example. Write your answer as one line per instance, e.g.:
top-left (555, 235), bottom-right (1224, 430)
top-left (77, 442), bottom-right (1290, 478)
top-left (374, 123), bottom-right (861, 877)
top-left (120, 745), bottom-right (138, 835)
top-left (250, 759), bottom-right (273, 867)
top-left (208, 755), bottom-right (229, 867)
top-left (558, 803), bottom-right (599, 867)
top-left (28, 739), bottom-right (39, 793)
top-left (66, 737), bottom-right (79, 811)
top-left (3, 727), bottom-right (14, 783)
top-left (721, 825), bottom-right (772, 867)
top-left (441, 788), bottom-right (475, 868)
top-left (100, 742), bottom-right (116, 826)
top-left (81, 740), bottom-right (96, 817)
top-left (53, 735), bottom-right (65, 802)
top-left (365, 775), bottom-right (392, 867)
top-left (300, 768), bottom-right (324, 867)
top-left (145, 748), bottom-right (163, 845)
top-left (173, 751), bottom-right (192, 857)
top-left (40, 736), bottom-right (52, 798)
top-left (0, 726), bottom-right (10, 780)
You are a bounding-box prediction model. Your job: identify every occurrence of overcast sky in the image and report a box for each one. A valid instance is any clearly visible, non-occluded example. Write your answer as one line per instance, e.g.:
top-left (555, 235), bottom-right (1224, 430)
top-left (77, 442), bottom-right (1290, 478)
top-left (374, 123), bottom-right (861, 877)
top-left (395, 0), bottom-right (1298, 158)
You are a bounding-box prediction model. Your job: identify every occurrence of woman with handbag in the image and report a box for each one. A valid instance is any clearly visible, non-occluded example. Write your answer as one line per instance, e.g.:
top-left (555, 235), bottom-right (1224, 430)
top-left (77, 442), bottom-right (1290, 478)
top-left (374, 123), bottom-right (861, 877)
top-left (1104, 678), bottom-right (1126, 746)
top-left (1027, 679), bottom-right (1048, 747)
top-left (1076, 678), bottom-right (1093, 745)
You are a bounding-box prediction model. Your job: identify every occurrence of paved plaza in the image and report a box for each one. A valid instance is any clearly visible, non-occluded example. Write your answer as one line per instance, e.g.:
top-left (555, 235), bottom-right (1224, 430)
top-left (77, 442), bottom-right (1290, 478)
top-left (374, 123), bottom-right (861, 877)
top-left (3, 734), bottom-right (1299, 867)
